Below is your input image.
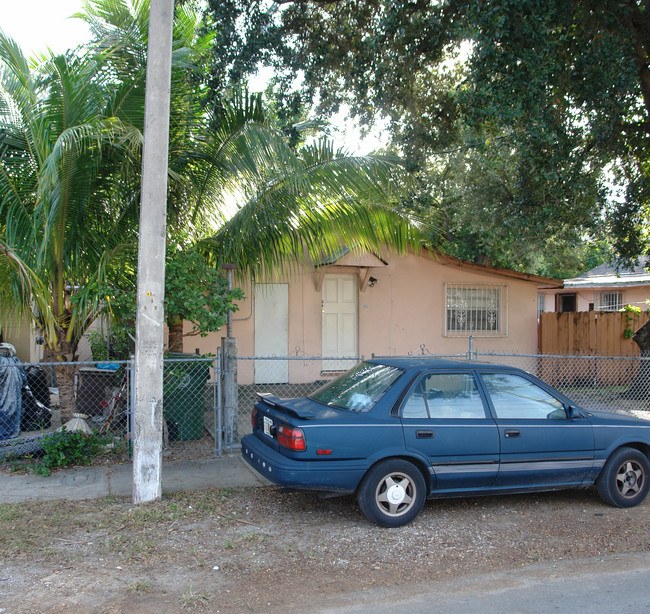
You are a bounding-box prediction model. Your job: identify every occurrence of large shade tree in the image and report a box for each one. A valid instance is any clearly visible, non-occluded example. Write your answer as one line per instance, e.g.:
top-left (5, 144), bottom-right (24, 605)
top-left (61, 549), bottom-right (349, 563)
top-left (204, 0), bottom-right (650, 271)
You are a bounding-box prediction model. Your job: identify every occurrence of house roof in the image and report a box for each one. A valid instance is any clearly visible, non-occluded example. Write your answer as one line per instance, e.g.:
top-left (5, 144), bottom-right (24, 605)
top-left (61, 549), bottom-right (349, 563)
top-left (314, 246), bottom-right (388, 268)
top-left (564, 257), bottom-right (650, 289)
top-left (432, 252), bottom-right (562, 288)
top-left (316, 246), bottom-right (562, 288)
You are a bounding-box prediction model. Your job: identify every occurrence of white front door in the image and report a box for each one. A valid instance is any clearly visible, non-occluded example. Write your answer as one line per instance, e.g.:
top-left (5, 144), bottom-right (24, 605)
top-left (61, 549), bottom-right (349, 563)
top-left (254, 283), bottom-right (289, 383)
top-left (322, 274), bottom-right (358, 371)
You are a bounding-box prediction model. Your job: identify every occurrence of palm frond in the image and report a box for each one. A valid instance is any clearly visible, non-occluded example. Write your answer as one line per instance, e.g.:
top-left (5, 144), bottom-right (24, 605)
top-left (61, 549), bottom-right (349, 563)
top-left (202, 141), bottom-right (422, 279)
top-left (0, 241), bottom-right (53, 335)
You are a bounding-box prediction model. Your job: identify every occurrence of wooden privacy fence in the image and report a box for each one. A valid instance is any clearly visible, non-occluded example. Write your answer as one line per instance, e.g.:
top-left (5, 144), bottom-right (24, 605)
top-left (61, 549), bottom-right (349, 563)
top-left (538, 311), bottom-right (648, 387)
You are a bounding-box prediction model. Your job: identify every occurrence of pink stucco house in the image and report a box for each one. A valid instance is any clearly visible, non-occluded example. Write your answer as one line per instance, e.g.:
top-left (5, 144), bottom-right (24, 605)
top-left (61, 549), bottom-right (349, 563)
top-left (188, 248), bottom-right (561, 383)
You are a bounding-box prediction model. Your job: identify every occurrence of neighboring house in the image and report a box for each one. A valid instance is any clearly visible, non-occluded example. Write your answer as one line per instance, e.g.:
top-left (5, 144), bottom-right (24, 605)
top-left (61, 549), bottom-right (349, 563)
top-left (539, 257), bottom-right (650, 314)
top-left (188, 248), bottom-right (561, 384)
top-left (0, 313), bottom-right (44, 363)
top-left (0, 312), bottom-right (97, 364)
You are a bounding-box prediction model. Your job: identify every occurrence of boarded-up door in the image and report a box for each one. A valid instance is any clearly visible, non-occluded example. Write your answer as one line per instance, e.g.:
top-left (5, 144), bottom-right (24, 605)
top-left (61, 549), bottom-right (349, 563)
top-left (322, 274), bottom-right (358, 371)
top-left (254, 284), bottom-right (288, 383)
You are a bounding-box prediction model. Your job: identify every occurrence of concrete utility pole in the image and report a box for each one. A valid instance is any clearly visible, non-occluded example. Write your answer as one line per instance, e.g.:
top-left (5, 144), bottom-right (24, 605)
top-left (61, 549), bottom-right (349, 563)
top-left (133, 0), bottom-right (174, 504)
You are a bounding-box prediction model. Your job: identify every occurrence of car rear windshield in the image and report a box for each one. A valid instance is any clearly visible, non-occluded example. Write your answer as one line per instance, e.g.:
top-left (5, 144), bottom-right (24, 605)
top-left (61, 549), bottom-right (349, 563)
top-left (309, 362), bottom-right (404, 412)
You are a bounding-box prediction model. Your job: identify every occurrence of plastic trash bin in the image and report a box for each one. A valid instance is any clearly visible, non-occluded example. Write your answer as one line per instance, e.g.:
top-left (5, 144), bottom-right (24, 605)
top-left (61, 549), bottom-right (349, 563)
top-left (164, 353), bottom-right (211, 441)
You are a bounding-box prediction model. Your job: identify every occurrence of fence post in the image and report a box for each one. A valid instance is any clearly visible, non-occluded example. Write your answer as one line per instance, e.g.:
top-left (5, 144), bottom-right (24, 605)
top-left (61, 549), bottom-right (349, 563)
top-left (216, 348), bottom-right (222, 457)
top-left (128, 357), bottom-right (134, 445)
top-left (221, 336), bottom-right (238, 447)
top-left (468, 336), bottom-right (475, 360)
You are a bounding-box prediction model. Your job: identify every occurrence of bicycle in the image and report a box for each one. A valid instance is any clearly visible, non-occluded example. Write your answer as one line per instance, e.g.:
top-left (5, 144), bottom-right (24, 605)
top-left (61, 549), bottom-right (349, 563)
top-left (98, 369), bottom-right (130, 435)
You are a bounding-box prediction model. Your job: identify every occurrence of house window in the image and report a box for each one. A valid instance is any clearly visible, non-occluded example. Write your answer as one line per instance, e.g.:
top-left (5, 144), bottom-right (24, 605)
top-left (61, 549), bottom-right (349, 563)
top-left (557, 293), bottom-right (576, 313)
top-left (445, 284), bottom-right (507, 337)
top-left (598, 291), bottom-right (623, 312)
top-left (537, 294), bottom-right (545, 318)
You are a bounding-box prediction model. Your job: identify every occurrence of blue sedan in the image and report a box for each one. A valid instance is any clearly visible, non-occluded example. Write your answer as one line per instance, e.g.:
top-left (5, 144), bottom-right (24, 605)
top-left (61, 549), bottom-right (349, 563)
top-left (241, 358), bottom-right (650, 527)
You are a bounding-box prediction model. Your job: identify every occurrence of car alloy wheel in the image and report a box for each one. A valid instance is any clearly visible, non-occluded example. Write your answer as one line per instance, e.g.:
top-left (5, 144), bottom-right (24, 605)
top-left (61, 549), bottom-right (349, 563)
top-left (357, 459), bottom-right (426, 527)
top-left (616, 460), bottom-right (645, 498)
top-left (375, 472), bottom-right (416, 516)
top-left (597, 447), bottom-right (650, 508)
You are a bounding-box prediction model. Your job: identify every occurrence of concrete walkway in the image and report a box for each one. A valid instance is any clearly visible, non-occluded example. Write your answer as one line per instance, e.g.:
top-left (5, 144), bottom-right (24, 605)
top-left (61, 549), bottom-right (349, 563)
top-left (0, 454), bottom-right (271, 504)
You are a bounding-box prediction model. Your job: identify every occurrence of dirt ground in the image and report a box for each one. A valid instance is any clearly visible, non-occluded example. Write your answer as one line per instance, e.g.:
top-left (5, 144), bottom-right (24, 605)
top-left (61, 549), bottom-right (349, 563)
top-left (1, 483), bottom-right (649, 613)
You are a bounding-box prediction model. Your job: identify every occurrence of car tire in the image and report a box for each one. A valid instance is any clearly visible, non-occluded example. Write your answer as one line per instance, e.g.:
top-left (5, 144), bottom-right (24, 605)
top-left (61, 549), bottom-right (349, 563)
top-left (597, 446), bottom-right (650, 508)
top-left (357, 459), bottom-right (426, 527)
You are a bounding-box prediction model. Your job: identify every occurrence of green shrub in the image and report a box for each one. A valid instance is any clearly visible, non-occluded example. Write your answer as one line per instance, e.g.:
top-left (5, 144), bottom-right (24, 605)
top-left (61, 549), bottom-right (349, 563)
top-left (33, 429), bottom-right (114, 476)
top-left (88, 328), bottom-right (133, 362)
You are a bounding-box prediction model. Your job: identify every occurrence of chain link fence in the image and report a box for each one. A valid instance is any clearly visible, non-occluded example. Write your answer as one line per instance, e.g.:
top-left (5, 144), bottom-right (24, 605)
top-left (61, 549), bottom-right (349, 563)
top-left (231, 351), bottom-right (650, 446)
top-left (369, 350), bottom-right (650, 418)
top-left (0, 355), bottom-right (220, 460)
top-left (3, 350), bottom-right (650, 459)
top-left (473, 352), bottom-right (650, 416)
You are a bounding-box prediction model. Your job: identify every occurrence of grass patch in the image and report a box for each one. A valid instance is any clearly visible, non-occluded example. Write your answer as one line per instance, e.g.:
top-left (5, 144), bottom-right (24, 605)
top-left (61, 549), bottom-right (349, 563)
top-left (0, 503), bottom-right (24, 522)
top-left (127, 538), bottom-right (156, 561)
top-left (126, 580), bottom-right (153, 594)
top-left (0, 489), bottom-right (246, 557)
top-left (181, 586), bottom-right (212, 609)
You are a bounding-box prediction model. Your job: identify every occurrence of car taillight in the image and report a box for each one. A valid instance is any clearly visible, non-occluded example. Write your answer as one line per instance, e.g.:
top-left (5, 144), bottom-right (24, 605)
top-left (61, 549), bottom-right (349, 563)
top-left (251, 407), bottom-right (257, 430)
top-left (277, 424), bottom-right (306, 451)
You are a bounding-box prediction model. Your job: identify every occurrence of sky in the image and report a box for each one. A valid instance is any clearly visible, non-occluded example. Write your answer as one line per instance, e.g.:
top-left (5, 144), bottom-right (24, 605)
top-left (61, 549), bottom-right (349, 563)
top-left (2, 0), bottom-right (90, 57)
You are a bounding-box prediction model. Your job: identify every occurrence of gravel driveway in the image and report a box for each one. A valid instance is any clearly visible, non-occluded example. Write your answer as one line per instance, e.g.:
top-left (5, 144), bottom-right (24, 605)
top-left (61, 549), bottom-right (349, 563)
top-left (1, 483), bottom-right (649, 612)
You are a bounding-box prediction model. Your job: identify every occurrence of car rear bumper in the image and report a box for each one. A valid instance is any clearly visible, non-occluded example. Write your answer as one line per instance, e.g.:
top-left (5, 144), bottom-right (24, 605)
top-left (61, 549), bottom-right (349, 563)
top-left (241, 434), bottom-right (367, 494)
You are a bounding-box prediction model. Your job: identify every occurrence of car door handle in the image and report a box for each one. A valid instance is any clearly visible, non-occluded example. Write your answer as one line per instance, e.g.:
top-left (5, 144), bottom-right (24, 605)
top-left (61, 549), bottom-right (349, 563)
top-left (416, 430), bottom-right (435, 439)
top-left (504, 429), bottom-right (521, 438)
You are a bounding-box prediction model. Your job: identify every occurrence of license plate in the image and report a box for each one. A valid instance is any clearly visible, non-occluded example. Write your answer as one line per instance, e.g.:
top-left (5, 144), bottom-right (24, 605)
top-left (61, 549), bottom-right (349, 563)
top-left (263, 416), bottom-right (273, 438)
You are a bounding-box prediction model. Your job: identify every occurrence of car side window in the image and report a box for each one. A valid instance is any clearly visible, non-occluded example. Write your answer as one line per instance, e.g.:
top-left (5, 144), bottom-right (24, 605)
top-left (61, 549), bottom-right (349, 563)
top-left (481, 373), bottom-right (566, 420)
top-left (402, 373), bottom-right (486, 419)
top-left (402, 380), bottom-right (429, 418)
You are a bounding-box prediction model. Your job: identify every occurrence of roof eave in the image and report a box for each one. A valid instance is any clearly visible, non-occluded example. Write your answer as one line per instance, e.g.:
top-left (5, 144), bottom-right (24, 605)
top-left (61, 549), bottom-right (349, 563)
top-left (430, 250), bottom-right (563, 287)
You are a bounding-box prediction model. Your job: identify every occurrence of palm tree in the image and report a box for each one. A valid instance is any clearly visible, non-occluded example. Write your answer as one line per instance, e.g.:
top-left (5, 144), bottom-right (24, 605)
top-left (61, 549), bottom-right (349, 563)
top-left (0, 0), bottom-right (422, 427)
top-left (0, 32), bottom-right (142, 416)
top-left (0, 0), bottom-right (215, 415)
top-left (98, 89), bottom-right (418, 353)
top-left (168, 103), bottom-right (422, 351)
top-left (79, 1), bottom-right (422, 353)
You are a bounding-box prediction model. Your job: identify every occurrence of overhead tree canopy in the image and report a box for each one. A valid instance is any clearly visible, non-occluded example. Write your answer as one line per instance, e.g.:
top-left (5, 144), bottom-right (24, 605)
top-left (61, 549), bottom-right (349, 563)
top-left (204, 0), bottom-right (650, 273)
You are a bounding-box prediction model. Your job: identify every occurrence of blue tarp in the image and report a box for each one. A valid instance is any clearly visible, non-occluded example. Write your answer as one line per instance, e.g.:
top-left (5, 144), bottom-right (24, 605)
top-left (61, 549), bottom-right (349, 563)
top-left (0, 356), bottom-right (27, 440)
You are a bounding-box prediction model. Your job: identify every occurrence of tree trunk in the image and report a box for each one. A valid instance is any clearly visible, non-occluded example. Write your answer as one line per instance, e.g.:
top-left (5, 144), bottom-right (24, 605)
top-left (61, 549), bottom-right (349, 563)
top-left (44, 342), bottom-right (78, 423)
top-left (167, 317), bottom-right (184, 353)
top-left (621, 318), bottom-right (650, 399)
top-left (54, 364), bottom-right (78, 423)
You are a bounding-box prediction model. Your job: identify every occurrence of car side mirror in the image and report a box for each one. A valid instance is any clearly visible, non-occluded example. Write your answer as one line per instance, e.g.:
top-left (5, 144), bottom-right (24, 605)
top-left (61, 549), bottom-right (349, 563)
top-left (566, 405), bottom-right (583, 419)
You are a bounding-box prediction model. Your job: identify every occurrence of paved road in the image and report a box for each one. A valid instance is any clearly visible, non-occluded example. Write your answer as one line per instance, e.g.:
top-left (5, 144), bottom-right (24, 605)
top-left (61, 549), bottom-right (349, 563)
top-left (318, 552), bottom-right (650, 614)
